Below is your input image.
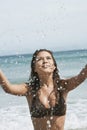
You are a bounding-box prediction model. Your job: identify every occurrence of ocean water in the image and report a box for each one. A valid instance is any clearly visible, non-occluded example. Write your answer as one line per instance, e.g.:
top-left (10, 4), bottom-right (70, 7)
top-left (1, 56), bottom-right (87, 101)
top-left (0, 49), bottom-right (87, 130)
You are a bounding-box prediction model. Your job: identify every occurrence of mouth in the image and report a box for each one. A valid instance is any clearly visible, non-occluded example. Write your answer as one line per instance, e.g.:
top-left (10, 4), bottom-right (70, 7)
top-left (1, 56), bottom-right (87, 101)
top-left (42, 64), bottom-right (50, 67)
top-left (42, 64), bottom-right (51, 68)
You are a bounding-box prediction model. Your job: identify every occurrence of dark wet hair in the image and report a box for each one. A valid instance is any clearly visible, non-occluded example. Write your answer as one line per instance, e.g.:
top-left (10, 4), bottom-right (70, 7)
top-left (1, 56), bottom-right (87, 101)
top-left (29, 49), bottom-right (60, 93)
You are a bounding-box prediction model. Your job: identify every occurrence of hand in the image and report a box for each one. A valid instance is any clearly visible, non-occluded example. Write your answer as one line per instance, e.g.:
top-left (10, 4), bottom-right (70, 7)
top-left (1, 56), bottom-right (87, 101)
top-left (85, 64), bottom-right (87, 69)
top-left (0, 69), bottom-right (2, 85)
top-left (83, 64), bottom-right (87, 78)
top-left (0, 69), bottom-right (5, 85)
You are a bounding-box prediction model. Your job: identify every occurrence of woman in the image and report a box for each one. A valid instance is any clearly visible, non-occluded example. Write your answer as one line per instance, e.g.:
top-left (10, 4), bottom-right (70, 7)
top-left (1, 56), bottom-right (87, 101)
top-left (0, 49), bottom-right (87, 130)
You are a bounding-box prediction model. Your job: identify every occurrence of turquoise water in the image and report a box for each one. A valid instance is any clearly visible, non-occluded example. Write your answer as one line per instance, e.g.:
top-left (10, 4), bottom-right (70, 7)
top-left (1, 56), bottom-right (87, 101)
top-left (0, 49), bottom-right (87, 130)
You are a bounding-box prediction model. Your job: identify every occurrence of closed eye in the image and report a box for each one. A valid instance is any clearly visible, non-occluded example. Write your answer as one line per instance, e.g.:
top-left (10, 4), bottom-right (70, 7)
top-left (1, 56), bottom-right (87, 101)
top-left (46, 56), bottom-right (52, 60)
top-left (36, 57), bottom-right (42, 62)
top-left (36, 56), bottom-right (52, 62)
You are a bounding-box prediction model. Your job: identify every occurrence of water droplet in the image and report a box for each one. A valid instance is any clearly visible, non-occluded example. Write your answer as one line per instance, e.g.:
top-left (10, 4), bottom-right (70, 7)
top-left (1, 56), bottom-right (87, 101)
top-left (60, 86), bottom-right (62, 89)
top-left (56, 80), bottom-right (59, 83)
top-left (58, 88), bottom-right (60, 90)
top-left (65, 82), bottom-right (67, 84)
top-left (48, 124), bottom-right (51, 128)
top-left (82, 72), bottom-right (85, 75)
top-left (50, 116), bottom-right (53, 120)
top-left (47, 120), bottom-right (50, 125)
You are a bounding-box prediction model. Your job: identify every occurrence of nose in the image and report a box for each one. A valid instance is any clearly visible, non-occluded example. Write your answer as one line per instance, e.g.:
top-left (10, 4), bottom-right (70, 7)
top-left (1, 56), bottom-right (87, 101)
top-left (43, 58), bottom-right (48, 63)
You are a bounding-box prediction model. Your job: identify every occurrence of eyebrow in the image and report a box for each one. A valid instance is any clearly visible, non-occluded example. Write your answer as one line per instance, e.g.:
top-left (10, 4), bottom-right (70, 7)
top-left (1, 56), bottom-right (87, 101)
top-left (36, 55), bottom-right (52, 58)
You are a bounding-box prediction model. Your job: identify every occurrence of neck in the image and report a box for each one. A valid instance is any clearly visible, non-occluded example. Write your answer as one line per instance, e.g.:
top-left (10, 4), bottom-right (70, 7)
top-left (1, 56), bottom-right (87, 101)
top-left (39, 73), bottom-right (54, 87)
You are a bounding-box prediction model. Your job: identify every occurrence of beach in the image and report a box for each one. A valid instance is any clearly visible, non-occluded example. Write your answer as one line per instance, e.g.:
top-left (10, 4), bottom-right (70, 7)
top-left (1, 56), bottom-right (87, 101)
top-left (0, 49), bottom-right (87, 130)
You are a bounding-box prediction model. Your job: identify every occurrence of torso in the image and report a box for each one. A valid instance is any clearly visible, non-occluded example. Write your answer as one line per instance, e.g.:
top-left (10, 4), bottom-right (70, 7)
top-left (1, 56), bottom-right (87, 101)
top-left (26, 83), bottom-right (68, 130)
top-left (32, 115), bottom-right (66, 130)
top-left (25, 65), bottom-right (87, 130)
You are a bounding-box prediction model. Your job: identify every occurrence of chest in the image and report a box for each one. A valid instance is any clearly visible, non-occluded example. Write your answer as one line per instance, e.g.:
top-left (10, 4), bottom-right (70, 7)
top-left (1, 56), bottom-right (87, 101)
top-left (37, 87), bottom-right (59, 108)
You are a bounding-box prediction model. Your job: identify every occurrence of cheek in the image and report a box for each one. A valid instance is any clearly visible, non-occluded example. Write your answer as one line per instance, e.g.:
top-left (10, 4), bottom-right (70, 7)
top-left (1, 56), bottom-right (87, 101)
top-left (34, 63), bottom-right (41, 72)
top-left (53, 66), bottom-right (56, 70)
top-left (52, 63), bottom-right (56, 69)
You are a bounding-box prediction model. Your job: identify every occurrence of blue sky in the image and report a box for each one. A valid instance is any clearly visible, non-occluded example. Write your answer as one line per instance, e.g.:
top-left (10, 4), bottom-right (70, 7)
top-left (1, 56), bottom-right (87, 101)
top-left (0, 0), bottom-right (87, 56)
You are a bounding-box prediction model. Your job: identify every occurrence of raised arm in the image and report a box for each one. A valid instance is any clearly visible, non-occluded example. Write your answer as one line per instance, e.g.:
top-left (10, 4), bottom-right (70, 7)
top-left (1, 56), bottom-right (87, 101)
top-left (61, 64), bottom-right (87, 92)
top-left (0, 69), bottom-right (29, 96)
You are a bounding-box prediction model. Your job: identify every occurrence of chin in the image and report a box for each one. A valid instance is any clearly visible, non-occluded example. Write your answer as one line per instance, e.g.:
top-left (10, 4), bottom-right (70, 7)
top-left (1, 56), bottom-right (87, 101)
top-left (42, 70), bottom-right (53, 74)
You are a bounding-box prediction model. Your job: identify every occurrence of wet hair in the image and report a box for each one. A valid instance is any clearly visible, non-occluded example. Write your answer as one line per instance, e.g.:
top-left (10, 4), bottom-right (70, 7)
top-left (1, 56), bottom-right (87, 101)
top-left (29, 49), bottom-right (60, 93)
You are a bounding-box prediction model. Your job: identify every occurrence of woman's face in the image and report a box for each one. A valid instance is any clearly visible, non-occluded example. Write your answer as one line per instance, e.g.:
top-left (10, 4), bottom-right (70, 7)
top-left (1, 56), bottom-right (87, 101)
top-left (34, 51), bottom-right (56, 75)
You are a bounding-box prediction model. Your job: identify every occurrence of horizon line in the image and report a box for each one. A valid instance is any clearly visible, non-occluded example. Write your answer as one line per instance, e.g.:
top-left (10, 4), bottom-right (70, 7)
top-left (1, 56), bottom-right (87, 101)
top-left (0, 48), bottom-right (87, 57)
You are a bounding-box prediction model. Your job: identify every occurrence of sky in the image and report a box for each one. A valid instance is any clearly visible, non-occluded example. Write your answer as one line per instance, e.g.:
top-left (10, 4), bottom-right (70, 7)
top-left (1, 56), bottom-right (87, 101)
top-left (0, 0), bottom-right (87, 56)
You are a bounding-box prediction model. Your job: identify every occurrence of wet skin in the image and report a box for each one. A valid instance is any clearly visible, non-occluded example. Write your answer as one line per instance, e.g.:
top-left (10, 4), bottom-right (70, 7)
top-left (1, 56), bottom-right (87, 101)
top-left (0, 51), bottom-right (87, 130)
